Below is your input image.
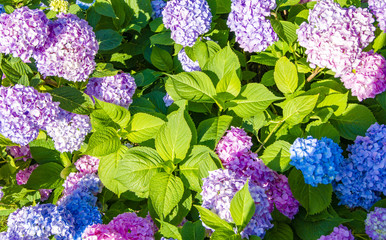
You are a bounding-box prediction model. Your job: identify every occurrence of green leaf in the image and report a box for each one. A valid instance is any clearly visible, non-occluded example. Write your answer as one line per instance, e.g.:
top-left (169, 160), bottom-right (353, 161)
top-left (150, 172), bottom-right (184, 218)
top-left (274, 57), bottom-right (298, 94)
top-left (29, 139), bottom-right (61, 164)
top-left (159, 220), bottom-right (182, 240)
top-left (91, 98), bottom-right (131, 130)
top-left (0, 58), bottom-right (21, 82)
top-left (216, 70), bottom-right (241, 100)
top-left (127, 113), bottom-right (165, 143)
top-left (96, 29), bottom-right (123, 51)
top-left (155, 109), bottom-right (192, 163)
top-left (190, 40), bottom-right (221, 69)
top-left (181, 221), bottom-right (206, 240)
top-left (373, 31), bottom-right (386, 52)
top-left (260, 140), bottom-right (292, 172)
top-left (270, 19), bottom-right (287, 42)
top-left (230, 180), bottom-right (256, 231)
top-left (249, 53), bottom-right (278, 66)
top-left (85, 127), bottom-right (121, 157)
top-left (211, 231), bottom-right (241, 240)
top-left (376, 91), bottom-right (386, 110)
top-left (195, 205), bottom-right (234, 231)
top-left (115, 147), bottom-right (164, 196)
top-left (261, 70), bottom-right (275, 87)
top-left (151, 46), bottom-right (173, 72)
top-left (25, 163), bottom-right (64, 190)
top-left (330, 104), bottom-right (376, 140)
top-left (288, 168), bottom-right (332, 215)
top-left (150, 31), bottom-right (174, 46)
top-left (0, 134), bottom-right (17, 147)
top-left (316, 92), bottom-right (348, 116)
top-left (94, 0), bottom-right (116, 18)
top-left (228, 83), bottom-right (283, 118)
top-left (197, 115), bottom-right (233, 149)
top-left (305, 121), bottom-right (340, 143)
top-left (90, 63), bottom-right (120, 78)
top-left (166, 72), bottom-right (216, 103)
top-left (18, 74), bottom-right (29, 86)
top-left (283, 95), bottom-right (319, 125)
top-left (51, 87), bottom-right (94, 115)
top-left (264, 222), bottom-right (293, 240)
top-left (280, 21), bottom-right (298, 44)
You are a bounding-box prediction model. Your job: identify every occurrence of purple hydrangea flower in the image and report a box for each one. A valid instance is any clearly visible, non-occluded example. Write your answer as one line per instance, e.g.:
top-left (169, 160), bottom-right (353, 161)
top-left (74, 155), bottom-right (100, 174)
top-left (82, 224), bottom-right (122, 239)
top-left (178, 48), bottom-right (201, 72)
top-left (290, 136), bottom-right (344, 187)
top-left (163, 93), bottom-right (174, 107)
top-left (35, 13), bottom-right (98, 82)
top-left (7, 145), bottom-right (31, 161)
top-left (365, 207), bottom-right (386, 240)
top-left (297, 0), bottom-right (375, 77)
top-left (0, 84), bottom-right (59, 146)
top-left (317, 225), bottom-right (354, 240)
top-left (61, 172), bottom-right (102, 200)
top-left (45, 109), bottom-right (91, 153)
top-left (368, 0), bottom-right (386, 31)
top-left (227, 0), bottom-right (278, 53)
top-left (151, 0), bottom-right (166, 19)
top-left (0, 7), bottom-right (49, 62)
top-left (340, 51), bottom-right (386, 101)
top-left (334, 123), bottom-right (386, 210)
top-left (76, 0), bottom-right (96, 10)
top-left (85, 73), bottom-right (137, 108)
top-left (201, 169), bottom-right (273, 238)
top-left (0, 186), bottom-right (3, 201)
top-left (162, 0), bottom-right (212, 47)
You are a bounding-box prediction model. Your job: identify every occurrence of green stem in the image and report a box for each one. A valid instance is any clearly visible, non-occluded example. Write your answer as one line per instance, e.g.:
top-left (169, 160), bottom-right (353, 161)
top-left (255, 120), bottom-right (284, 154)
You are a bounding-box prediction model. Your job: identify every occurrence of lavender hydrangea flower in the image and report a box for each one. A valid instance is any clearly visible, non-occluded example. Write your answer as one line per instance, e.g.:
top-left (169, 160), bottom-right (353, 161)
top-left (0, 5), bottom-right (5, 14)
top-left (334, 123), bottom-right (386, 210)
top-left (0, 7), bottom-right (49, 62)
top-left (74, 155), bottom-right (100, 174)
top-left (201, 169), bottom-right (273, 238)
top-left (178, 48), bottom-right (201, 72)
top-left (297, 0), bottom-right (375, 77)
top-left (45, 109), bottom-right (91, 153)
top-left (61, 172), bottom-right (102, 200)
top-left (365, 207), bottom-right (386, 240)
top-left (85, 73), bottom-right (137, 108)
top-left (7, 145), bottom-right (31, 161)
top-left (35, 13), bottom-right (98, 82)
top-left (76, 0), bottom-right (96, 10)
top-left (368, 0), bottom-right (386, 31)
top-left (0, 187), bottom-right (3, 201)
top-left (0, 84), bottom-right (59, 146)
top-left (340, 51), bottom-right (386, 101)
top-left (227, 0), bottom-right (278, 53)
top-left (163, 93), bottom-right (174, 107)
top-left (317, 225), bottom-right (354, 240)
top-left (151, 0), bottom-right (166, 19)
top-left (162, 0), bottom-right (212, 47)
top-left (290, 136), bottom-right (344, 187)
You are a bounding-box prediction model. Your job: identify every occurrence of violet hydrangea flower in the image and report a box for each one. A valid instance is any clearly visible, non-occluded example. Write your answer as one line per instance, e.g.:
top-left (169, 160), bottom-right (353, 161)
top-left (178, 48), bottom-right (201, 72)
top-left (290, 136), bottom-right (344, 187)
top-left (227, 0), bottom-right (278, 53)
top-left (85, 73), bottom-right (137, 108)
top-left (368, 0), bottom-right (386, 31)
top-left (163, 93), bottom-right (174, 107)
top-left (0, 84), bottom-right (59, 146)
top-left (7, 145), bottom-right (31, 161)
top-left (74, 155), bottom-right (100, 174)
top-left (334, 123), bottom-right (386, 210)
top-left (162, 0), bottom-right (212, 47)
top-left (151, 0), bottom-right (166, 19)
top-left (317, 225), bottom-right (354, 240)
top-left (35, 13), bottom-right (98, 82)
top-left (365, 207), bottom-right (386, 240)
top-left (340, 51), bottom-right (386, 101)
top-left (0, 7), bottom-right (49, 62)
top-left (61, 172), bottom-right (102, 199)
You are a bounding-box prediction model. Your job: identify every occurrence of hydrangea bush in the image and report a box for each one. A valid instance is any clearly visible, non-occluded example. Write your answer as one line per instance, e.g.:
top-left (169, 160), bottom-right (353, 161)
top-left (0, 0), bottom-right (385, 239)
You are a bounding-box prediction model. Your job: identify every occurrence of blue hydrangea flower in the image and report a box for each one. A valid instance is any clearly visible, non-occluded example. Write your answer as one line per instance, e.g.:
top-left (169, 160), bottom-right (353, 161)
top-left (76, 0), bottom-right (96, 10)
top-left (290, 136), bottom-right (344, 187)
top-left (178, 48), bottom-right (201, 72)
top-left (365, 207), bottom-right (386, 240)
top-left (151, 0), bottom-right (166, 19)
top-left (0, 5), bottom-right (5, 14)
top-left (334, 123), bottom-right (386, 210)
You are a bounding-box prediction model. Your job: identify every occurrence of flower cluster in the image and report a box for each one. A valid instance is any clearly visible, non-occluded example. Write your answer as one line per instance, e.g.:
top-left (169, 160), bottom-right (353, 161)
top-left (163, 93), bottom-right (174, 107)
top-left (290, 136), bottom-right (344, 187)
top-left (368, 0), bottom-right (386, 31)
top-left (50, 0), bottom-right (69, 13)
top-left (317, 225), bottom-right (354, 240)
top-left (35, 13), bottom-right (98, 82)
top-left (334, 123), bottom-right (386, 210)
top-left (76, 0), bottom-right (96, 10)
top-left (365, 207), bottom-right (386, 240)
top-left (74, 155), bottom-right (100, 174)
top-left (178, 49), bottom-right (201, 72)
top-left (16, 164), bottom-right (53, 201)
top-left (162, 0), bottom-right (212, 47)
top-left (85, 73), bottom-right (137, 108)
top-left (151, 0), bottom-right (166, 19)
top-left (7, 145), bottom-right (31, 161)
top-left (297, 0), bottom-right (375, 77)
top-left (201, 169), bottom-right (273, 238)
top-left (0, 85), bottom-right (59, 146)
top-left (227, 0), bottom-right (278, 52)
top-left (82, 212), bottom-right (155, 239)
top-left (216, 127), bottom-right (299, 219)
top-left (45, 109), bottom-right (92, 153)
top-left (0, 7), bottom-right (49, 62)
top-left (62, 172), bottom-right (102, 199)
top-left (340, 51), bottom-right (386, 101)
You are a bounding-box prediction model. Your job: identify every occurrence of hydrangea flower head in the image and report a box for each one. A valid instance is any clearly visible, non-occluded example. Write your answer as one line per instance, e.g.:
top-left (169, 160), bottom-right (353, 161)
top-left (151, 0), bottom-right (166, 19)
top-left (50, 0), bottom-right (69, 13)
top-left (365, 207), bottom-right (386, 240)
top-left (85, 73), bottom-right (137, 108)
top-left (107, 212), bottom-right (155, 239)
top-left (35, 13), bottom-right (98, 82)
top-left (368, 0), bottom-right (386, 31)
top-left (162, 0), bottom-right (212, 47)
top-left (74, 155), bottom-right (100, 174)
top-left (76, 0), bottom-right (96, 10)
top-left (340, 51), bottom-right (386, 101)
top-left (334, 123), bottom-right (386, 209)
top-left (178, 48), bottom-right (201, 72)
top-left (0, 7), bottom-right (49, 62)
top-left (82, 224), bottom-right (123, 239)
top-left (317, 225), bottom-right (354, 240)
top-left (201, 169), bottom-right (273, 238)
top-left (163, 93), bottom-right (174, 107)
top-left (227, 0), bottom-right (278, 52)
top-left (7, 145), bottom-right (31, 161)
top-left (0, 84), bottom-right (59, 146)
top-left (290, 136), bottom-right (344, 187)
top-left (62, 172), bottom-right (102, 199)
top-left (16, 164), bottom-right (38, 185)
